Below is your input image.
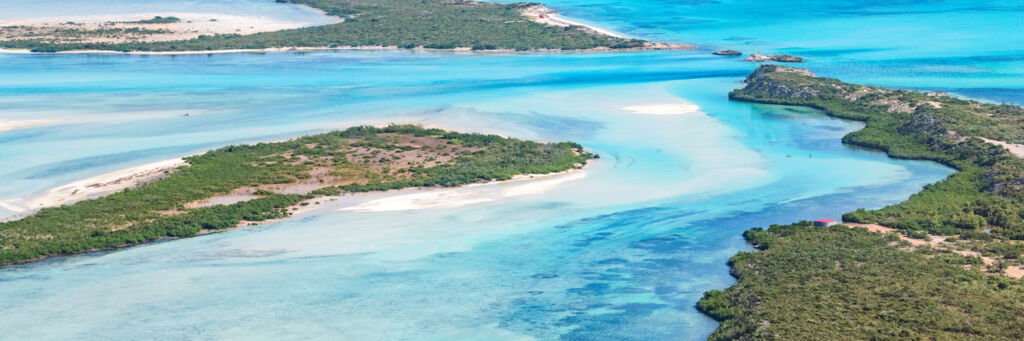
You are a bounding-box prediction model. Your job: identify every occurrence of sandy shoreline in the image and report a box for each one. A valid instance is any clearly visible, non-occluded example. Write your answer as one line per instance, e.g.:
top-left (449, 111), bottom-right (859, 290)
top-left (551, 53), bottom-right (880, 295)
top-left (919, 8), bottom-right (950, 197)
top-left (338, 165), bottom-right (589, 213)
top-left (0, 158), bottom-right (187, 219)
top-left (518, 4), bottom-right (625, 38)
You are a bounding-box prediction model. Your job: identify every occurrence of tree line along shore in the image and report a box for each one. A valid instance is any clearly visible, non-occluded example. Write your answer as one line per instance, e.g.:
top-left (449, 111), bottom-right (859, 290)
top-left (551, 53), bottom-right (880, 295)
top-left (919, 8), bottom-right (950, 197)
top-left (0, 0), bottom-right (677, 53)
top-left (0, 124), bottom-right (595, 265)
top-left (697, 65), bottom-right (1024, 340)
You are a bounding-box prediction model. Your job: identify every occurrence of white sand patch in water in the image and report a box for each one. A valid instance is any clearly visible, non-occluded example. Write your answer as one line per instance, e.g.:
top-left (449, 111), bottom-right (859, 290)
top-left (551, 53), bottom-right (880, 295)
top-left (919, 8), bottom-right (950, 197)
top-left (621, 103), bottom-right (701, 115)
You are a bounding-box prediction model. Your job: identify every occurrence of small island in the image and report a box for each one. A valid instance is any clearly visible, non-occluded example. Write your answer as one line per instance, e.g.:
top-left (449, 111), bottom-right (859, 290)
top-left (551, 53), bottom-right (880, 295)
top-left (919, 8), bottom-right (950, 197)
top-left (697, 65), bottom-right (1024, 340)
top-left (0, 0), bottom-right (692, 53)
top-left (0, 125), bottom-right (595, 265)
top-left (712, 50), bottom-right (741, 56)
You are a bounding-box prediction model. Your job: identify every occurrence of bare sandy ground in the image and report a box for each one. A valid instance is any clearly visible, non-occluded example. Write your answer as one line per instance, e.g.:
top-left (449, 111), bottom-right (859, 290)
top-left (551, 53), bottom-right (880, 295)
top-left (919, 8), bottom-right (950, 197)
top-left (0, 158), bottom-right (186, 219)
top-left (979, 137), bottom-right (1024, 158)
top-left (0, 119), bottom-right (58, 132)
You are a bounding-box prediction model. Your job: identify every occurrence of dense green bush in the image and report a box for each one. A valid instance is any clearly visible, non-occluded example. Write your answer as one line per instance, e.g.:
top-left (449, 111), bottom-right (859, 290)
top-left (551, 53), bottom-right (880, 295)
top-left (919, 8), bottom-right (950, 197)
top-left (699, 222), bottom-right (1024, 340)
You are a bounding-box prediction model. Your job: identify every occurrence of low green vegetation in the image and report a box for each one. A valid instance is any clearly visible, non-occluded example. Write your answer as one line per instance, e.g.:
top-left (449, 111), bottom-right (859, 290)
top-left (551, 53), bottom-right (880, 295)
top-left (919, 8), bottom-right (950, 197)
top-left (698, 65), bottom-right (1024, 339)
top-left (125, 16), bottom-right (181, 24)
top-left (0, 26), bottom-right (172, 42)
top-left (698, 222), bottom-right (1024, 340)
top-left (0, 124), bottom-right (592, 264)
top-left (0, 0), bottom-right (649, 52)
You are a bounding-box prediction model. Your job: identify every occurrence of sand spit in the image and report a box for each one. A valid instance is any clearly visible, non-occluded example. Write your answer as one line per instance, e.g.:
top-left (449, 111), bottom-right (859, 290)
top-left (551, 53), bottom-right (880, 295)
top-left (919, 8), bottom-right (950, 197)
top-left (622, 103), bottom-right (702, 115)
top-left (0, 158), bottom-right (186, 218)
top-left (0, 119), bottom-right (58, 132)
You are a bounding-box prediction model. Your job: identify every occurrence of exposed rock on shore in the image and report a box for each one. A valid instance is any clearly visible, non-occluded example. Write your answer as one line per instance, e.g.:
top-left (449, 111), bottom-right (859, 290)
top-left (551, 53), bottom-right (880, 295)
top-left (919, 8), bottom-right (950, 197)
top-left (742, 52), bottom-right (804, 62)
top-left (713, 50), bottom-right (742, 56)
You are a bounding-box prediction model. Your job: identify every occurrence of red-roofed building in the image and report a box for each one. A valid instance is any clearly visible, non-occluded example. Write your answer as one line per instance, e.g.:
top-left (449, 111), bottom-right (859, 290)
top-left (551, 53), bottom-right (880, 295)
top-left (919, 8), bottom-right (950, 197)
top-left (813, 219), bottom-right (838, 227)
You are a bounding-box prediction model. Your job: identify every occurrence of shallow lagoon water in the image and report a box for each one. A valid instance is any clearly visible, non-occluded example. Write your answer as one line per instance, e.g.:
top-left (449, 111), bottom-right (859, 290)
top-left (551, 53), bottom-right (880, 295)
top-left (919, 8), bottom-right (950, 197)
top-left (0, 0), bottom-right (1021, 339)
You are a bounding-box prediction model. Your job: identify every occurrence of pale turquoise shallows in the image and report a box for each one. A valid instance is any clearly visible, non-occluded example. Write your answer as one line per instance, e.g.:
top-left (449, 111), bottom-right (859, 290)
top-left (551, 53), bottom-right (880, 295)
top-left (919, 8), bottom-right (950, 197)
top-left (1, 0), bottom-right (1022, 339)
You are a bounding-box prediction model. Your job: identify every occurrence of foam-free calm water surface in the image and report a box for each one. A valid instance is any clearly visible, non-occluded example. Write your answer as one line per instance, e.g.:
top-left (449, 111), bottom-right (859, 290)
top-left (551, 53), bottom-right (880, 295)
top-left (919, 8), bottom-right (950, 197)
top-left (1, 0), bottom-right (1021, 339)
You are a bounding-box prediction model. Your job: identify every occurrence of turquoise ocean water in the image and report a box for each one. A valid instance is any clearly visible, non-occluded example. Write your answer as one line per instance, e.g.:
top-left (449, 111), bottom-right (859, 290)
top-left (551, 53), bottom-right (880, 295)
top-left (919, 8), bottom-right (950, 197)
top-left (0, 0), bottom-right (1022, 339)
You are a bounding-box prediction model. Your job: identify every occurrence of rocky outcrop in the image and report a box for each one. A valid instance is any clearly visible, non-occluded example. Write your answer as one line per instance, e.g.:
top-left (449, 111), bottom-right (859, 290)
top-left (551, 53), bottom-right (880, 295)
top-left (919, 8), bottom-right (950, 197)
top-left (738, 65), bottom-right (821, 100)
top-left (713, 50), bottom-right (742, 56)
top-left (745, 64), bottom-right (815, 82)
top-left (771, 54), bottom-right (804, 62)
top-left (742, 52), bottom-right (804, 63)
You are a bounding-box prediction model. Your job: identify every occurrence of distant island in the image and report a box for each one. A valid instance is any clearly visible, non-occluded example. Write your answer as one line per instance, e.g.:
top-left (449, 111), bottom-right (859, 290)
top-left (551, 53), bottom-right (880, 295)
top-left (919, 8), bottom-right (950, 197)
top-left (0, 0), bottom-right (691, 53)
top-left (697, 65), bottom-right (1024, 339)
top-left (0, 125), bottom-right (594, 265)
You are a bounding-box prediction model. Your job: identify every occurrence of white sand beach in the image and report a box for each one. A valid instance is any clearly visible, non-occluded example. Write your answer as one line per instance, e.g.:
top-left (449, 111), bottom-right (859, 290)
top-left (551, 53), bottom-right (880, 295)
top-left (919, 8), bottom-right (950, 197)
top-left (0, 158), bottom-right (186, 216)
top-left (519, 5), bottom-right (625, 38)
top-left (340, 168), bottom-right (588, 213)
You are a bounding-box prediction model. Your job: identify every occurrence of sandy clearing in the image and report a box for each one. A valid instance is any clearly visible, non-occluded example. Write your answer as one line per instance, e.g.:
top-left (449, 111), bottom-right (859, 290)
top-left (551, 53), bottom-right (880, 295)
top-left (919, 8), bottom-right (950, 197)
top-left (843, 222), bottom-right (1023, 279)
top-left (978, 137), bottom-right (1024, 158)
